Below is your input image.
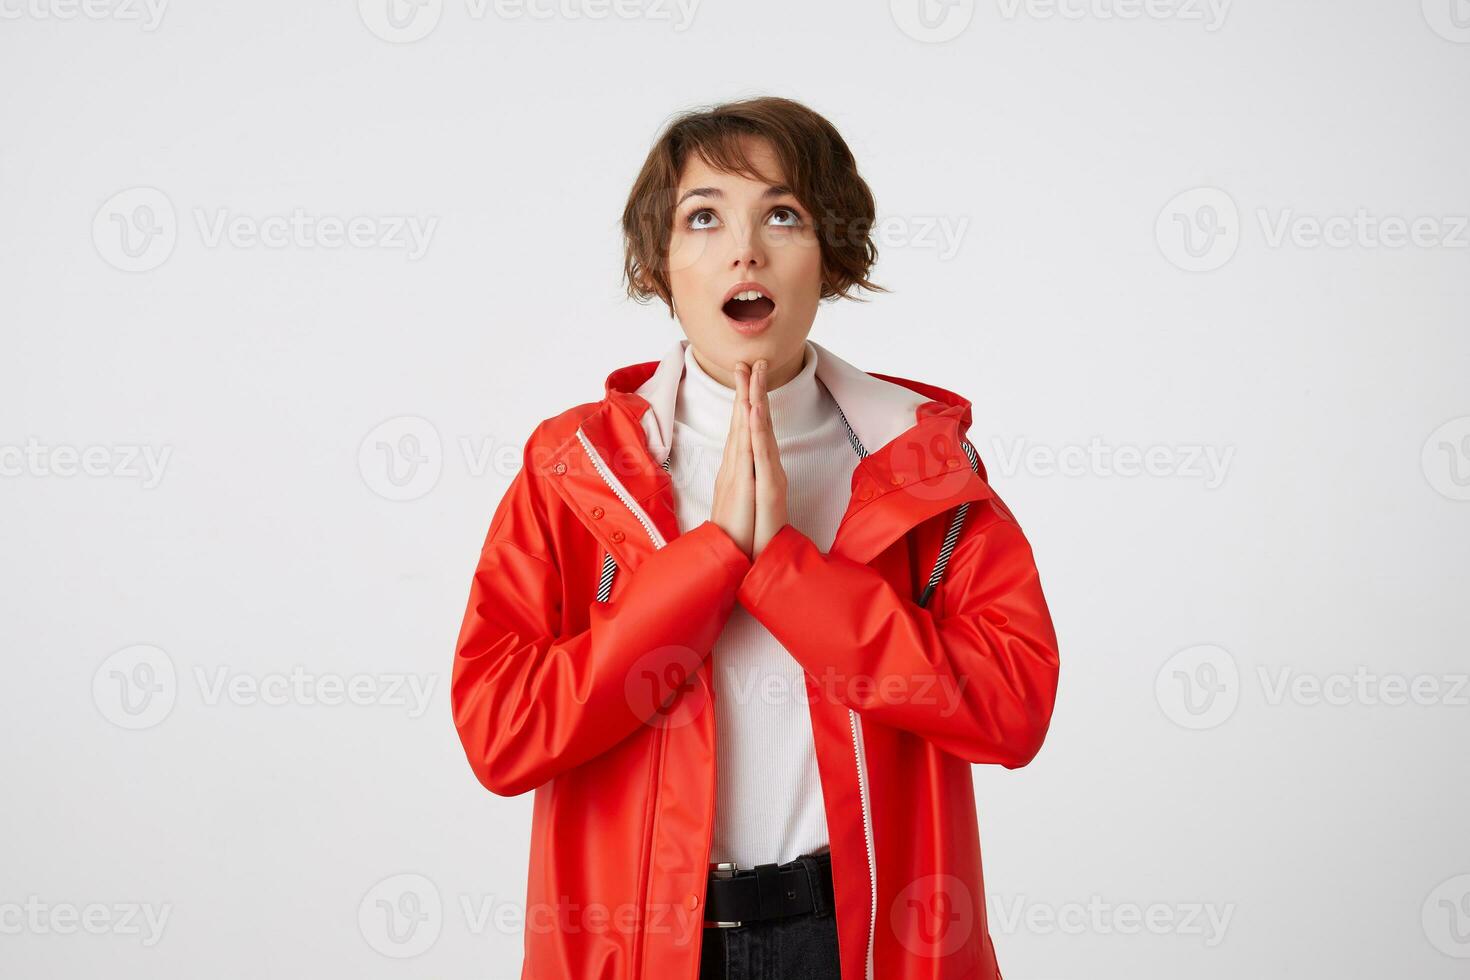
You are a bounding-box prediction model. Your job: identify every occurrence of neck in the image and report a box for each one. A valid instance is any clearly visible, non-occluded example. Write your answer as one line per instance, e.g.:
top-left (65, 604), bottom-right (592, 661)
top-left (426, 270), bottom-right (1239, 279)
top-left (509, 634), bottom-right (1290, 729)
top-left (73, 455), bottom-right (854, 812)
top-left (677, 340), bottom-right (826, 443)
top-left (688, 344), bottom-right (805, 391)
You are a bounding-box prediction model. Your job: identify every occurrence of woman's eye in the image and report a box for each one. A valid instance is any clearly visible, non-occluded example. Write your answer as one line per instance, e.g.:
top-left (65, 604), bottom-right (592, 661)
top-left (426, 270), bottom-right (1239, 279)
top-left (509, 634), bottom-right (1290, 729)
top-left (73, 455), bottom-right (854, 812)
top-left (686, 208), bottom-right (720, 230)
top-left (683, 206), bottom-right (801, 231)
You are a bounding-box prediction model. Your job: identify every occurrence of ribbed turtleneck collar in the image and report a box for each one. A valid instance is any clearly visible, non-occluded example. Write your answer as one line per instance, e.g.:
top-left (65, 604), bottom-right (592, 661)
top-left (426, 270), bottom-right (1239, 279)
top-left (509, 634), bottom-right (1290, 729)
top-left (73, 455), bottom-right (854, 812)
top-left (676, 340), bottom-right (826, 443)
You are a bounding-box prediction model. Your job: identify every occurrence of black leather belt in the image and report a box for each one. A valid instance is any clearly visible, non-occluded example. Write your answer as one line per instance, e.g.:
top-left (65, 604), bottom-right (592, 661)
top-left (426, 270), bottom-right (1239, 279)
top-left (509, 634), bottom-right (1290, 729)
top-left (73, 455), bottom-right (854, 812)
top-left (703, 850), bottom-right (834, 928)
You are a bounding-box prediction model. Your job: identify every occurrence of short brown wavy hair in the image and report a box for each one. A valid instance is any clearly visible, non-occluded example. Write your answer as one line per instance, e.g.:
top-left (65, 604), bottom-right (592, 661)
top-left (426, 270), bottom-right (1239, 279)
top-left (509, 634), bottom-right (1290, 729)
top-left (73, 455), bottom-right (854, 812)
top-left (621, 96), bottom-right (887, 316)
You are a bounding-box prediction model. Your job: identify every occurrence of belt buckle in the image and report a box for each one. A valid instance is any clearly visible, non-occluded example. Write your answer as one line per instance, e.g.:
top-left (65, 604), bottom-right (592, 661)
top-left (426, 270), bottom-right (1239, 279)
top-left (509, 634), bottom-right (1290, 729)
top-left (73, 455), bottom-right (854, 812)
top-left (703, 862), bottom-right (742, 928)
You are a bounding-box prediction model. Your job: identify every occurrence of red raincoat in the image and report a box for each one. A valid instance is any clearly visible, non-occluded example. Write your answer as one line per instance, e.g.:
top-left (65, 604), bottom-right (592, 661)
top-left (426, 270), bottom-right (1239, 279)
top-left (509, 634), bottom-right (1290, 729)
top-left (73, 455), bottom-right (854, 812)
top-left (452, 338), bottom-right (1060, 979)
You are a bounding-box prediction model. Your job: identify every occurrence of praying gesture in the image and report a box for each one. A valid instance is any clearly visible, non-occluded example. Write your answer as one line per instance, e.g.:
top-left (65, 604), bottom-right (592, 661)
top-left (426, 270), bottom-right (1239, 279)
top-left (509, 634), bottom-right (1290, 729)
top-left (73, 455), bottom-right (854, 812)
top-left (709, 358), bottom-right (789, 560)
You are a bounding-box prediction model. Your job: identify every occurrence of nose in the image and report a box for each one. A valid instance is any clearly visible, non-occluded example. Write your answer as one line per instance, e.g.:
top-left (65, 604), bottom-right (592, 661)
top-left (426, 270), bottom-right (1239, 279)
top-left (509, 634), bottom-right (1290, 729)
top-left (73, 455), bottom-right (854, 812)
top-left (728, 217), bottom-right (766, 271)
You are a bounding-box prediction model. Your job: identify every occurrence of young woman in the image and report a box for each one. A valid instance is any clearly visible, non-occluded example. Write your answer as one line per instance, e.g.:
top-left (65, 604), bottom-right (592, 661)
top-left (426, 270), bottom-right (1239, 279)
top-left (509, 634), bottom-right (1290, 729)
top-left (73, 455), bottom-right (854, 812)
top-left (451, 96), bottom-right (1060, 980)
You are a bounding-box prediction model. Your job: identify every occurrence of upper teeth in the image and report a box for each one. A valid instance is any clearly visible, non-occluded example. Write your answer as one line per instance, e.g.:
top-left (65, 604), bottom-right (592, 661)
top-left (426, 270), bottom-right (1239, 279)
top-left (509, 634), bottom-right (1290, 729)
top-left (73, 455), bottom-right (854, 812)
top-left (732, 290), bottom-right (766, 302)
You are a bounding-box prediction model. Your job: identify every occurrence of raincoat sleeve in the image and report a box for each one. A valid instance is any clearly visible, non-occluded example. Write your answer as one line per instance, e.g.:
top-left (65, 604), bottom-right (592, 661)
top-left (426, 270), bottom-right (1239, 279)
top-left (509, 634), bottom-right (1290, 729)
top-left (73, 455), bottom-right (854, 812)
top-left (735, 497), bottom-right (1059, 769)
top-left (451, 440), bottom-right (751, 798)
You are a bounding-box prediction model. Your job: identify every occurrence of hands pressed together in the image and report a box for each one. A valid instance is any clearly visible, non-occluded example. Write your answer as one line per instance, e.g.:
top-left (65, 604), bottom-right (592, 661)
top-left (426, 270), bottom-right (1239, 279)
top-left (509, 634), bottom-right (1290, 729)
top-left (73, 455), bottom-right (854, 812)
top-left (709, 359), bottom-right (789, 560)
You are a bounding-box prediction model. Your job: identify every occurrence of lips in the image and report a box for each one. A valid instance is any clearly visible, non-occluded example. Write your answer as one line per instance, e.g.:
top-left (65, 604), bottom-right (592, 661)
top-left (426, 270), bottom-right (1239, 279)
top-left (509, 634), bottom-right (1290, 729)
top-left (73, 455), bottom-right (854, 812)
top-left (723, 295), bottom-right (775, 322)
top-left (720, 281), bottom-right (777, 324)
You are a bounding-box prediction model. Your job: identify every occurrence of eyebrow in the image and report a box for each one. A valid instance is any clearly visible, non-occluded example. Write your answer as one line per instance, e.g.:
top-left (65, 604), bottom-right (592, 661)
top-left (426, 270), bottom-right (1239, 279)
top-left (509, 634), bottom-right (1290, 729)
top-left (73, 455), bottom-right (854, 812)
top-left (675, 184), bottom-right (795, 208)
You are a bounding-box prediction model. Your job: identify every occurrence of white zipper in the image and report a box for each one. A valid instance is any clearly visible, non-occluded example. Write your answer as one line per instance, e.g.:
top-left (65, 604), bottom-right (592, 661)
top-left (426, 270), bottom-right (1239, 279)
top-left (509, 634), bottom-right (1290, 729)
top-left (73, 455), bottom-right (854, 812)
top-left (576, 427), bottom-right (667, 550)
top-left (849, 707), bottom-right (877, 980)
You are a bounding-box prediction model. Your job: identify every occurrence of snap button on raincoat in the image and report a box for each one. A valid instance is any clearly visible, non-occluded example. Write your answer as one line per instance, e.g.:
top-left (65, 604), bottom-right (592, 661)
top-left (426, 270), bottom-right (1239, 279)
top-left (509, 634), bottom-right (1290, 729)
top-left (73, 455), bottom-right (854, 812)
top-left (451, 338), bottom-right (1060, 980)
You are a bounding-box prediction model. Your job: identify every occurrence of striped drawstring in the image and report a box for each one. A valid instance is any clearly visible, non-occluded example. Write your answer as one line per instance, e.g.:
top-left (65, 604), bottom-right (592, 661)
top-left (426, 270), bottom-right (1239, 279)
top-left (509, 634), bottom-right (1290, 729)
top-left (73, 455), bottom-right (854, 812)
top-left (595, 453), bottom-right (671, 603)
top-left (595, 413), bottom-right (979, 609)
top-left (838, 406), bottom-right (981, 609)
top-left (916, 436), bottom-right (981, 609)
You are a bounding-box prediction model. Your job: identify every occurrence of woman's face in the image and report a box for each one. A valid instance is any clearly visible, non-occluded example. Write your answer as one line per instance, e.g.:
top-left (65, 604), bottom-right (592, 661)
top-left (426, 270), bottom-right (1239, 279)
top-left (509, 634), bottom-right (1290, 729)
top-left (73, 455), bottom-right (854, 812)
top-left (667, 136), bottom-right (824, 390)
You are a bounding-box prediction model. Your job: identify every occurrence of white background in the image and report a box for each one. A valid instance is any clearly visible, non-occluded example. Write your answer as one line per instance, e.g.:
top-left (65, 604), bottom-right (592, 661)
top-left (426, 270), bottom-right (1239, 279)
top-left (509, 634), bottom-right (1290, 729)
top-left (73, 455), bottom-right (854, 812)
top-left (2, 0), bottom-right (1467, 977)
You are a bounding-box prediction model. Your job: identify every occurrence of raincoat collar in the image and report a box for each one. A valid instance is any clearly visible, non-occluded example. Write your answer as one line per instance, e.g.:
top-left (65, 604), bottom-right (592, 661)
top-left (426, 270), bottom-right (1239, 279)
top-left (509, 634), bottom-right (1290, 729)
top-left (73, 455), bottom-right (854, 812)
top-left (565, 337), bottom-right (990, 568)
top-left (612, 337), bottom-right (973, 462)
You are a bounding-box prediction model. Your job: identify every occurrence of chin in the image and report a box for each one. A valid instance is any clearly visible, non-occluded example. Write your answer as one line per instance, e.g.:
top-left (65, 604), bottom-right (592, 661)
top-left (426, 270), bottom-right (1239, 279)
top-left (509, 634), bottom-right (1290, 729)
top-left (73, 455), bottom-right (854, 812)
top-left (686, 319), bottom-right (806, 371)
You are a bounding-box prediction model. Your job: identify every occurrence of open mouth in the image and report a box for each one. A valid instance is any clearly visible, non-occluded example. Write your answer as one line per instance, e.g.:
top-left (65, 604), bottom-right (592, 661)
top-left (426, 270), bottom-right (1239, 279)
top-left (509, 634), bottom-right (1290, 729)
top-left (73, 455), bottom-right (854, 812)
top-left (721, 288), bottom-right (776, 323)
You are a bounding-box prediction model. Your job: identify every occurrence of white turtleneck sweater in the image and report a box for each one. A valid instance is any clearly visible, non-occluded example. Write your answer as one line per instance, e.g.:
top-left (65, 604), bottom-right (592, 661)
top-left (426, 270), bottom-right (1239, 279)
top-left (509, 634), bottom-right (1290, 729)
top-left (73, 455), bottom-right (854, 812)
top-left (669, 339), bottom-right (861, 868)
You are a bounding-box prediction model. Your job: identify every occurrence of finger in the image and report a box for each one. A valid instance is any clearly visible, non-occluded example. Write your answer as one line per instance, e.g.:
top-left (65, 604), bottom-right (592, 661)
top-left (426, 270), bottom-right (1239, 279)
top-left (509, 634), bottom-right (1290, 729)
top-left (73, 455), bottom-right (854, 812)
top-left (755, 358), bottom-right (776, 443)
top-left (722, 361), bottom-right (748, 469)
top-left (733, 359), bottom-right (750, 411)
top-left (733, 360), bottom-right (754, 472)
top-left (750, 360), bottom-right (775, 482)
top-left (726, 361), bottom-right (747, 437)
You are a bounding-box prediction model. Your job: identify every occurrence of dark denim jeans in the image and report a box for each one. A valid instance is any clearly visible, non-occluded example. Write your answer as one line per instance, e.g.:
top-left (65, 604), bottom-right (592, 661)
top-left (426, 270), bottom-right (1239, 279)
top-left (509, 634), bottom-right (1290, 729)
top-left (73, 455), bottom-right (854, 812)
top-left (697, 854), bottom-right (840, 980)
